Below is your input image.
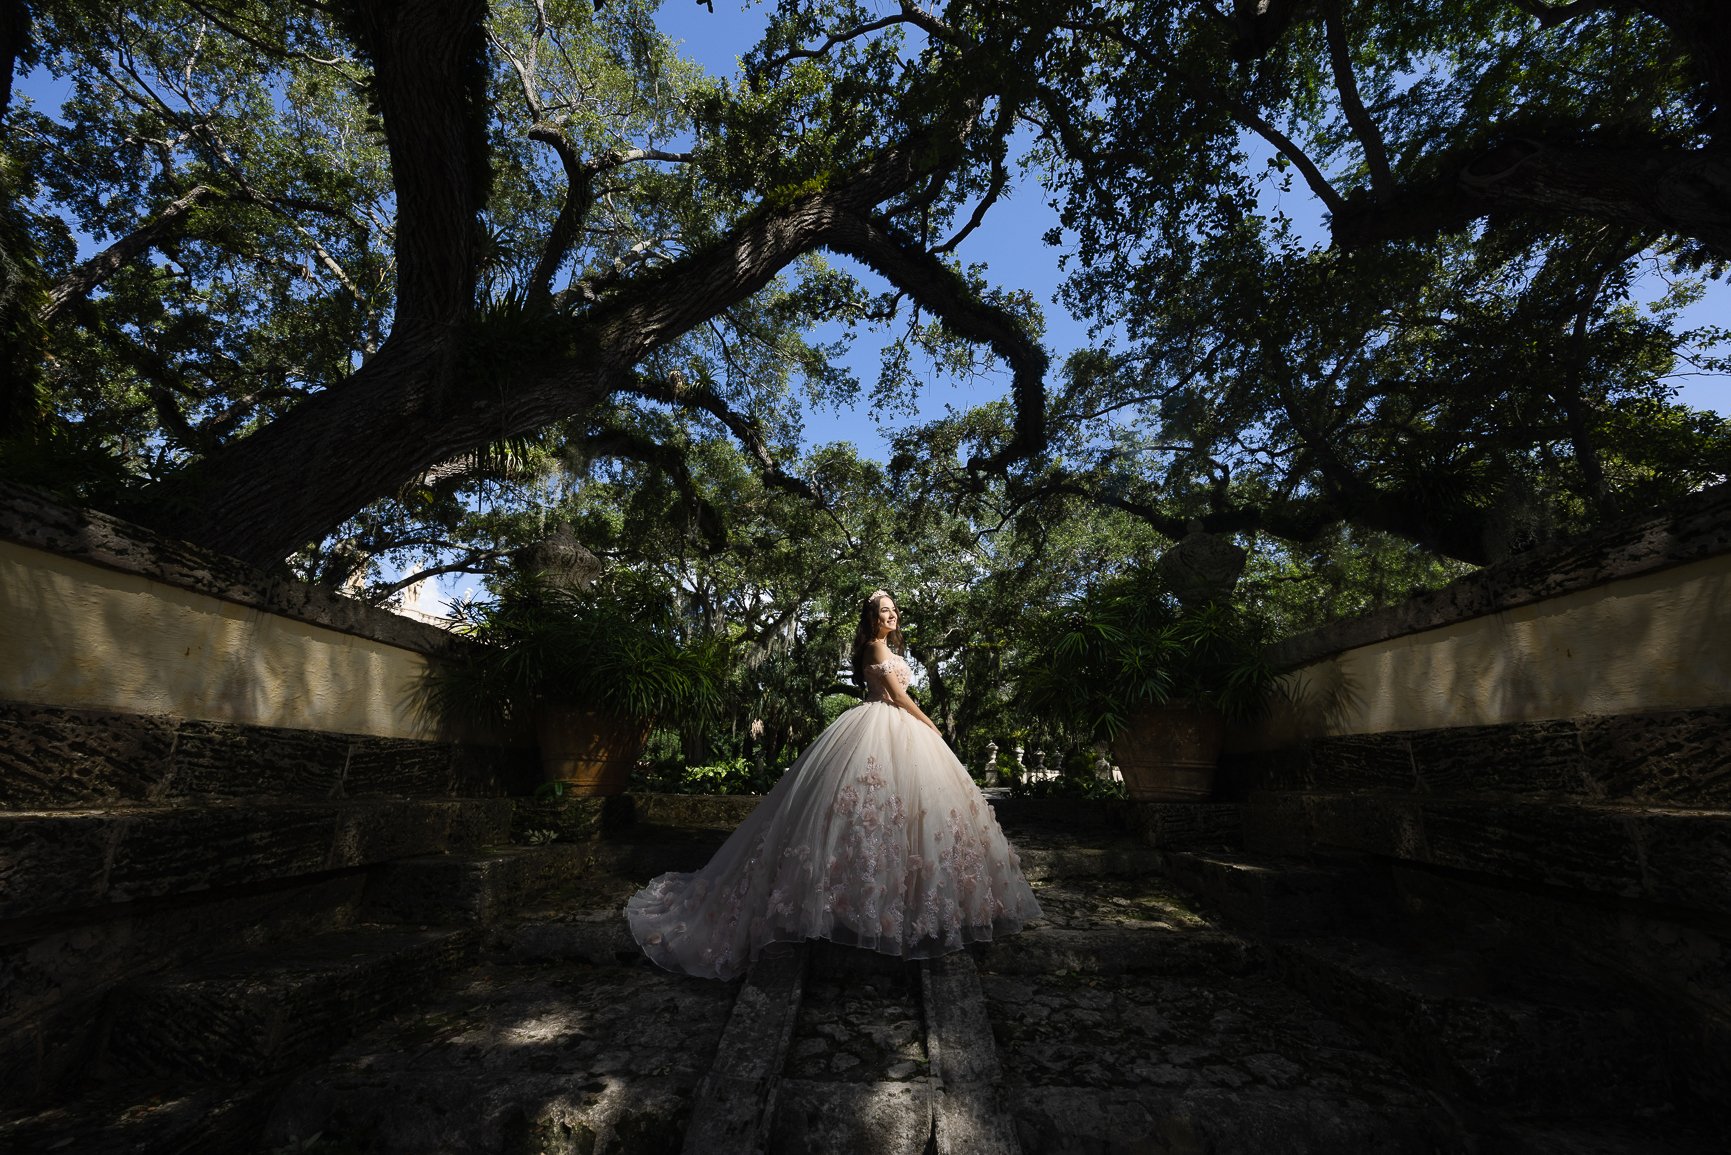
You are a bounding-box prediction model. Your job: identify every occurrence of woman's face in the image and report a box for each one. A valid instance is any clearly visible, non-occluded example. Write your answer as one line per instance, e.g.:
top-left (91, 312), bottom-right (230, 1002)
top-left (875, 597), bottom-right (899, 637)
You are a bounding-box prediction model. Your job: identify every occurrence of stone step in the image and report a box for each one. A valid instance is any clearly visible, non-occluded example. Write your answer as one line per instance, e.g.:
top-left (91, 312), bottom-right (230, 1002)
top-left (0, 1080), bottom-right (276, 1155)
top-left (261, 957), bottom-right (740, 1154)
top-left (1267, 935), bottom-right (1673, 1118)
top-left (1243, 792), bottom-right (1731, 917)
top-left (590, 824), bottom-right (737, 881)
top-left (1125, 800), bottom-right (1244, 850)
top-left (1011, 838), bottom-right (1165, 883)
top-left (487, 875), bottom-right (645, 966)
top-left (988, 797), bottom-right (1131, 830)
top-left (978, 964), bottom-right (1462, 1153)
top-left (681, 944), bottom-right (808, 1155)
top-left (1485, 1118), bottom-right (1727, 1154)
top-left (970, 876), bottom-right (1261, 977)
top-left (106, 924), bottom-right (478, 1080)
top-left (1, 869), bottom-right (371, 1111)
top-left (922, 951), bottom-right (1021, 1154)
top-left (727, 937), bottom-right (1022, 1154)
top-left (0, 798), bottom-right (514, 922)
top-left (1159, 849), bottom-right (1391, 936)
top-left (361, 843), bottom-right (590, 925)
top-left (770, 1080), bottom-right (935, 1154)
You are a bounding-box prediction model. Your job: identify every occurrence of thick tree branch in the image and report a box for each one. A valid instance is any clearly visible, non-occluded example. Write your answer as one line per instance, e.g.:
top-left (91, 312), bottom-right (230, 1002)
top-left (147, 7), bottom-right (1010, 565)
top-left (617, 371), bottom-right (820, 503)
top-left (39, 184), bottom-right (221, 324)
top-left (1321, 0), bottom-right (1392, 196)
top-left (826, 213), bottom-right (1047, 474)
top-left (365, 552), bottom-right (507, 602)
top-left (524, 123), bottom-right (690, 307)
top-left (1, 0), bottom-right (30, 120)
top-left (578, 424), bottom-right (728, 552)
top-left (343, 0), bottom-right (489, 330)
top-left (1332, 136), bottom-right (1731, 259)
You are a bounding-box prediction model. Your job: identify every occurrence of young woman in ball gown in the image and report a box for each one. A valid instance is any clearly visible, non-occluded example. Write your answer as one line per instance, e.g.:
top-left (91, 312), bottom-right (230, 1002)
top-left (627, 590), bottom-right (1042, 980)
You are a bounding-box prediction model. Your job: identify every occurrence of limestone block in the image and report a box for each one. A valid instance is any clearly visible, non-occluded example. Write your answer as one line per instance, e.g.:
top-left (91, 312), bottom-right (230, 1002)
top-left (510, 794), bottom-right (608, 844)
top-left (0, 701), bottom-right (176, 808)
top-left (988, 797), bottom-right (1130, 831)
top-left (1014, 841), bottom-right (1164, 883)
top-left (0, 799), bottom-right (515, 922)
top-left (1417, 800), bottom-right (1643, 899)
top-left (0, 810), bottom-right (121, 919)
top-left (1301, 793), bottom-right (1428, 859)
top-left (628, 792), bottom-right (765, 830)
top-left (1306, 733), bottom-right (1421, 793)
top-left (1241, 791), bottom-right (1311, 856)
top-left (0, 871), bottom-right (367, 1107)
top-left (0, 698), bottom-right (531, 809)
top-left (341, 736), bottom-right (456, 797)
top-left (1407, 719), bottom-right (1589, 797)
top-left (164, 718), bottom-right (350, 799)
top-left (1386, 861), bottom-right (1731, 1110)
top-left (1269, 936), bottom-right (1668, 1115)
top-left (1159, 850), bottom-right (1389, 937)
top-left (362, 844), bottom-right (588, 925)
top-left (441, 796), bottom-right (514, 848)
top-left (1580, 707), bottom-right (1731, 807)
top-left (1124, 801), bottom-right (1243, 850)
top-left (106, 925), bottom-right (477, 1079)
top-left (1633, 808), bottom-right (1731, 912)
top-left (106, 804), bottom-right (340, 907)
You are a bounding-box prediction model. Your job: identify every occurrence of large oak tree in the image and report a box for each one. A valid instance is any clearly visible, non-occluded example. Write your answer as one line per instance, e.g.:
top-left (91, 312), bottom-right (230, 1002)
top-left (2, 0), bottom-right (1049, 569)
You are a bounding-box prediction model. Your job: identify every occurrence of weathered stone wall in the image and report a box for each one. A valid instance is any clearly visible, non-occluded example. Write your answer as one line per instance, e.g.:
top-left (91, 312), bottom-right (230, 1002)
top-left (1218, 481), bottom-right (1731, 1109)
top-left (0, 482), bottom-right (533, 810)
top-left (0, 485), bottom-right (539, 1105)
top-left (2, 488), bottom-right (458, 742)
top-left (1235, 481), bottom-right (1731, 751)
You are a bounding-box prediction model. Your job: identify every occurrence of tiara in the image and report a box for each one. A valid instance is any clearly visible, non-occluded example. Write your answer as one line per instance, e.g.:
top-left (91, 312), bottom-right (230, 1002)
top-left (867, 588), bottom-right (890, 601)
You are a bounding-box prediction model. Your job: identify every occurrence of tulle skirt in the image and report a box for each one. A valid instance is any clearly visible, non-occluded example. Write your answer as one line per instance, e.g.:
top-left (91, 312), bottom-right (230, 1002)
top-left (626, 701), bottom-right (1043, 981)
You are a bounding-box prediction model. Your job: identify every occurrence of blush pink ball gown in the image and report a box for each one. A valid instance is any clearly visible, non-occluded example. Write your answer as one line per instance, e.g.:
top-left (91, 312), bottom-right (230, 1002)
top-left (626, 653), bottom-right (1043, 980)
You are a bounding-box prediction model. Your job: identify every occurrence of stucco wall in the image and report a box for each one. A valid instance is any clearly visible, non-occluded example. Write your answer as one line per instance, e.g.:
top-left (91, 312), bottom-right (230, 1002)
top-left (2, 539), bottom-right (440, 741)
top-left (1241, 550), bottom-right (1731, 750)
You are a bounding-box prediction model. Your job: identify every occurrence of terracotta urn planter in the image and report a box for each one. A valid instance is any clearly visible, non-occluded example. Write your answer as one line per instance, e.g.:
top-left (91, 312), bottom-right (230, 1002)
top-left (534, 706), bottom-right (650, 795)
top-left (1110, 702), bottom-right (1225, 802)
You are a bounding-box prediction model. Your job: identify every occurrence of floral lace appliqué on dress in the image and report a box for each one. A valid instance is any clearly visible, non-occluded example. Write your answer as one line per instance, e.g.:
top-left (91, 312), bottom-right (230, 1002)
top-left (626, 652), bottom-right (1042, 980)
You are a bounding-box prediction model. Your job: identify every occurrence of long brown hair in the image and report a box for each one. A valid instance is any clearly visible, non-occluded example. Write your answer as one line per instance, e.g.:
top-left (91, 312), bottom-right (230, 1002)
top-left (850, 590), bottom-right (905, 687)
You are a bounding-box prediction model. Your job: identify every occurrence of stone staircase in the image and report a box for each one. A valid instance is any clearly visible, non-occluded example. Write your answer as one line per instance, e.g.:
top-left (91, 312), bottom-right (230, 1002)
top-left (249, 802), bottom-right (1517, 1152)
top-left (1151, 842), bottom-right (1721, 1153)
top-left (4, 790), bottom-right (1726, 1152)
top-left (0, 802), bottom-right (590, 1153)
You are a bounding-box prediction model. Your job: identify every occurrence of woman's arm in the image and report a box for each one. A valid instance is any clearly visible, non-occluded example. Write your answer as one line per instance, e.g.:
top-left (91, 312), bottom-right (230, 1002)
top-left (868, 640), bottom-right (943, 735)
